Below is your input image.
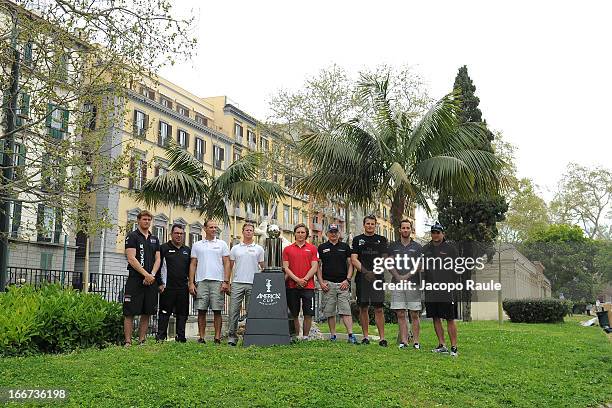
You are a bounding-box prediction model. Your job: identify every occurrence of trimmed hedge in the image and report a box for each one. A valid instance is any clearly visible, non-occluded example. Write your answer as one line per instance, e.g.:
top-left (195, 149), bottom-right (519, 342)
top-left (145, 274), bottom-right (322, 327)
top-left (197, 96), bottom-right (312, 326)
top-left (0, 284), bottom-right (123, 356)
top-left (503, 298), bottom-right (571, 323)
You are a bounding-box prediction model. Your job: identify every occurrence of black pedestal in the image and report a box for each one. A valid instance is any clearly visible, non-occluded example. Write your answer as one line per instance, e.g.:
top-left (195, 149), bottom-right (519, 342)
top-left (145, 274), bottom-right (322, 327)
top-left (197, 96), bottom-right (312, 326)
top-left (243, 270), bottom-right (291, 346)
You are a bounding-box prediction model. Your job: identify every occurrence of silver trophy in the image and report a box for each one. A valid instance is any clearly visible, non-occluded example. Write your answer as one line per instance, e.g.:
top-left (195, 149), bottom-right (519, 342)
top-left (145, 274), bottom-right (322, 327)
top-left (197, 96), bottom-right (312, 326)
top-left (264, 224), bottom-right (283, 272)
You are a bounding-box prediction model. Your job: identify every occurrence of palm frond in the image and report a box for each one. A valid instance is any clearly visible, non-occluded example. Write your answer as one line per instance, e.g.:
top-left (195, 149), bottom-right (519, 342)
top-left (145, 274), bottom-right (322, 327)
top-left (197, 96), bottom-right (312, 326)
top-left (137, 171), bottom-right (209, 209)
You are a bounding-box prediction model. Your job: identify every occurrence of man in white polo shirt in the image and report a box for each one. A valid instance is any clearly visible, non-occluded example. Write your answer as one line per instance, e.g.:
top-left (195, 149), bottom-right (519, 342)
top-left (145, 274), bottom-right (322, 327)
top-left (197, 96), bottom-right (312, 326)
top-left (189, 219), bottom-right (230, 344)
top-left (227, 223), bottom-right (265, 346)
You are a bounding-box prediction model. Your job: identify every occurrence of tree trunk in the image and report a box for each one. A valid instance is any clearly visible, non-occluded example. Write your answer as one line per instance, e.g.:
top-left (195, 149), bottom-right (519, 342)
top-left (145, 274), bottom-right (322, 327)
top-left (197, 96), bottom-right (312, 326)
top-left (390, 190), bottom-right (407, 237)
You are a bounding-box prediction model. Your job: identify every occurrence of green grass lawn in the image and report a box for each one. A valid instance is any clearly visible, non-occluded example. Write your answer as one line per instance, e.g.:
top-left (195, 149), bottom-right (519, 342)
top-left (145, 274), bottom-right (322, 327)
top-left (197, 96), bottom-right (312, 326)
top-left (1, 318), bottom-right (610, 407)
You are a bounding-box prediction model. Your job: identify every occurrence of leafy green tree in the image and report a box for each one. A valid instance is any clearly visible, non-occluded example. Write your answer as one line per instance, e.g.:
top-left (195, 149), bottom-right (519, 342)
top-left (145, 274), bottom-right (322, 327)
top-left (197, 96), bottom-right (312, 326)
top-left (298, 73), bottom-right (504, 234)
top-left (268, 64), bottom-right (433, 234)
top-left (521, 224), bottom-right (604, 300)
top-left (499, 178), bottom-right (550, 242)
top-left (136, 142), bottom-right (284, 225)
top-left (0, 0), bottom-right (195, 290)
top-left (550, 163), bottom-right (612, 239)
top-left (436, 66), bottom-right (508, 319)
top-left (1, 0), bottom-right (196, 235)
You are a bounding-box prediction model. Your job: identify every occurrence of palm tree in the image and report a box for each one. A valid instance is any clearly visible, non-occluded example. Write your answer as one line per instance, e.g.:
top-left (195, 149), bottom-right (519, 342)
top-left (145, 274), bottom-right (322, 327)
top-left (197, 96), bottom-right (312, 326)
top-left (298, 74), bottom-right (506, 233)
top-left (136, 141), bottom-right (284, 225)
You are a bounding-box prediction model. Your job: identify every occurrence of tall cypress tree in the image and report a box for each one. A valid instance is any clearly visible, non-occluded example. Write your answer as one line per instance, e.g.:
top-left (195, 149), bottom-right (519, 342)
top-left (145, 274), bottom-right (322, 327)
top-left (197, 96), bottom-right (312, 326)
top-left (436, 66), bottom-right (508, 321)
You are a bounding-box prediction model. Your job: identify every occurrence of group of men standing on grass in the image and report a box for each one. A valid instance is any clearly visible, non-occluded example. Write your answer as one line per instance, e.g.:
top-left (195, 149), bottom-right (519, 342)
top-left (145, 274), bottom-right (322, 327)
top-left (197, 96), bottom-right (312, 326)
top-left (122, 210), bottom-right (460, 357)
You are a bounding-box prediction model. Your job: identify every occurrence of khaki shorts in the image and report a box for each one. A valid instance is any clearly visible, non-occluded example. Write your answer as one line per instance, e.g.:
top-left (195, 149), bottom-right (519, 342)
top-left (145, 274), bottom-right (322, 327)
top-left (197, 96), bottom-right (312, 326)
top-left (321, 281), bottom-right (352, 317)
top-left (195, 280), bottom-right (225, 311)
top-left (390, 284), bottom-right (422, 311)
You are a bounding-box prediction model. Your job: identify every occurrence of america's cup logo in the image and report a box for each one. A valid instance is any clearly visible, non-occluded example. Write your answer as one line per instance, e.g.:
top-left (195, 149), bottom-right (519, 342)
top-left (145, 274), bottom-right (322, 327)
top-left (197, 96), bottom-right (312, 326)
top-left (266, 279), bottom-right (272, 293)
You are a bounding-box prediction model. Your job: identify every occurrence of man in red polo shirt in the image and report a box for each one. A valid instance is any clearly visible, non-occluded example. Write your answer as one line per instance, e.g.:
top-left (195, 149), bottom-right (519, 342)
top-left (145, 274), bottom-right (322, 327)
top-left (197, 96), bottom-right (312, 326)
top-left (282, 223), bottom-right (319, 340)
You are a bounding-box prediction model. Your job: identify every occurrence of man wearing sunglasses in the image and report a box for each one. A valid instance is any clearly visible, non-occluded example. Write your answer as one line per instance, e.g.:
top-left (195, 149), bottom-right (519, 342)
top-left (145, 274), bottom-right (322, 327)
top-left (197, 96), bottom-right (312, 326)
top-left (423, 222), bottom-right (460, 357)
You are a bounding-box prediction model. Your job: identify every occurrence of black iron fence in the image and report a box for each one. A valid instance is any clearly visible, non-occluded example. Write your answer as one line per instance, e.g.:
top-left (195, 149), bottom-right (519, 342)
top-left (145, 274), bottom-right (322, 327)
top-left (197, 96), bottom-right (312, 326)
top-left (6, 267), bottom-right (249, 317)
top-left (6, 267), bottom-right (323, 335)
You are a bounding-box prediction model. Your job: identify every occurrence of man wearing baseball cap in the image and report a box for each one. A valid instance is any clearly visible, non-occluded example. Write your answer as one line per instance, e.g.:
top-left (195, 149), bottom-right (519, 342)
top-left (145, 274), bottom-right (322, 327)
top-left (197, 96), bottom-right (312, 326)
top-left (422, 222), bottom-right (460, 357)
top-left (317, 224), bottom-right (357, 344)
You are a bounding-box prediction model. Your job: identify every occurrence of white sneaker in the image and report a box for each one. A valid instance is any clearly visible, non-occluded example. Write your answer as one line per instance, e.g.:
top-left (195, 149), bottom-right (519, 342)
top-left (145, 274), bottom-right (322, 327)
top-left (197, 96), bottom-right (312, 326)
top-left (398, 343), bottom-right (407, 349)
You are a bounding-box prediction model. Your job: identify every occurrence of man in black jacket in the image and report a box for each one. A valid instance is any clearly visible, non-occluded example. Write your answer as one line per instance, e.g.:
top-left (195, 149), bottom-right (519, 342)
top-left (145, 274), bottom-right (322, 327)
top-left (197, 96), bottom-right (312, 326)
top-left (156, 224), bottom-right (191, 342)
top-left (423, 222), bottom-right (459, 357)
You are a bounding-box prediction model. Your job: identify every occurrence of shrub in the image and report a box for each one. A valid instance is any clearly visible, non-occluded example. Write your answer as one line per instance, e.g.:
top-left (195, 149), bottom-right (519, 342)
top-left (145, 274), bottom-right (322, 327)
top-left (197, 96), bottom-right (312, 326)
top-left (572, 301), bottom-right (586, 314)
top-left (502, 298), bottom-right (571, 323)
top-left (0, 284), bottom-right (123, 356)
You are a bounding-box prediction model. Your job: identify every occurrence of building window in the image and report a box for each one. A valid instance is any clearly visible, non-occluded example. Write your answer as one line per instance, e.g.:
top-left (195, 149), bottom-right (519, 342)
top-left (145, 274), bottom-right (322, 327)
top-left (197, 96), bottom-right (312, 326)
top-left (160, 96), bottom-right (173, 109)
top-left (283, 205), bottom-right (290, 225)
top-left (189, 224), bottom-right (202, 247)
top-left (140, 86), bottom-right (155, 100)
top-left (22, 41), bottom-right (33, 65)
top-left (285, 175), bottom-right (293, 189)
top-left (195, 138), bottom-right (205, 162)
top-left (47, 103), bottom-right (68, 139)
top-left (233, 148), bottom-right (241, 163)
top-left (247, 129), bottom-right (256, 147)
top-left (213, 145), bottom-right (225, 169)
top-left (158, 121), bottom-right (172, 146)
top-left (293, 208), bottom-right (299, 224)
top-left (177, 104), bottom-right (190, 118)
top-left (262, 203), bottom-right (269, 217)
top-left (83, 102), bottom-right (97, 131)
top-left (195, 114), bottom-right (208, 126)
top-left (133, 109), bottom-right (148, 138)
top-left (129, 157), bottom-right (147, 190)
top-left (234, 122), bottom-right (243, 139)
top-left (383, 207), bottom-right (387, 219)
top-left (36, 204), bottom-right (62, 244)
top-left (154, 160), bottom-right (168, 177)
top-left (9, 201), bottom-right (22, 238)
top-left (260, 137), bottom-right (269, 152)
top-left (272, 204), bottom-right (278, 221)
top-left (177, 129), bottom-right (189, 149)
top-left (302, 211), bottom-right (308, 225)
top-left (14, 93), bottom-right (30, 126)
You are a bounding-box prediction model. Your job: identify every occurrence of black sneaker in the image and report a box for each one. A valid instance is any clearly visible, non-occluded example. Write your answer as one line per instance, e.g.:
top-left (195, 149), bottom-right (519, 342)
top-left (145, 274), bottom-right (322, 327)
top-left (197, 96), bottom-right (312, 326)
top-left (398, 342), bottom-right (407, 349)
top-left (432, 344), bottom-right (449, 353)
top-left (175, 336), bottom-right (187, 343)
top-left (450, 346), bottom-right (458, 357)
top-left (361, 337), bottom-right (370, 345)
top-left (379, 339), bottom-right (388, 347)
top-left (214, 338), bottom-right (221, 345)
top-left (197, 338), bottom-right (206, 344)
top-left (413, 343), bottom-right (421, 350)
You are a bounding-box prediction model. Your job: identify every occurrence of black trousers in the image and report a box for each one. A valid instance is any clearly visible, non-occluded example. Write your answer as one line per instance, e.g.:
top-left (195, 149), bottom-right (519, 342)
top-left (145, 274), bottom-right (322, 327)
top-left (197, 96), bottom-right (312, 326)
top-left (156, 288), bottom-right (189, 341)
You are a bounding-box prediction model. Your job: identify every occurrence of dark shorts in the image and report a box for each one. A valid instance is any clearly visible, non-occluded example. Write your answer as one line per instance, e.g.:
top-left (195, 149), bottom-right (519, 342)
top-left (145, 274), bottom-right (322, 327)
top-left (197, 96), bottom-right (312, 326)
top-left (355, 275), bottom-right (385, 306)
top-left (159, 288), bottom-right (189, 316)
top-left (287, 288), bottom-right (315, 317)
top-left (123, 276), bottom-right (158, 316)
top-left (425, 301), bottom-right (458, 320)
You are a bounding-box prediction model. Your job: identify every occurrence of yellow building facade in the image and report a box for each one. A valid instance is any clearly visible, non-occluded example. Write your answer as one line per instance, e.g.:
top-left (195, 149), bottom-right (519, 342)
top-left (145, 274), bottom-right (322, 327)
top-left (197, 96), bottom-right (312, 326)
top-left (80, 73), bottom-right (407, 276)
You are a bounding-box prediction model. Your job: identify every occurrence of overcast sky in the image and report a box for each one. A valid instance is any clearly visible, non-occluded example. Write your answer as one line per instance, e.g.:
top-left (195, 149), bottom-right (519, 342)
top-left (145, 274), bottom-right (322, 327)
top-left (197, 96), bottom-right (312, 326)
top-left (160, 0), bottom-right (611, 201)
